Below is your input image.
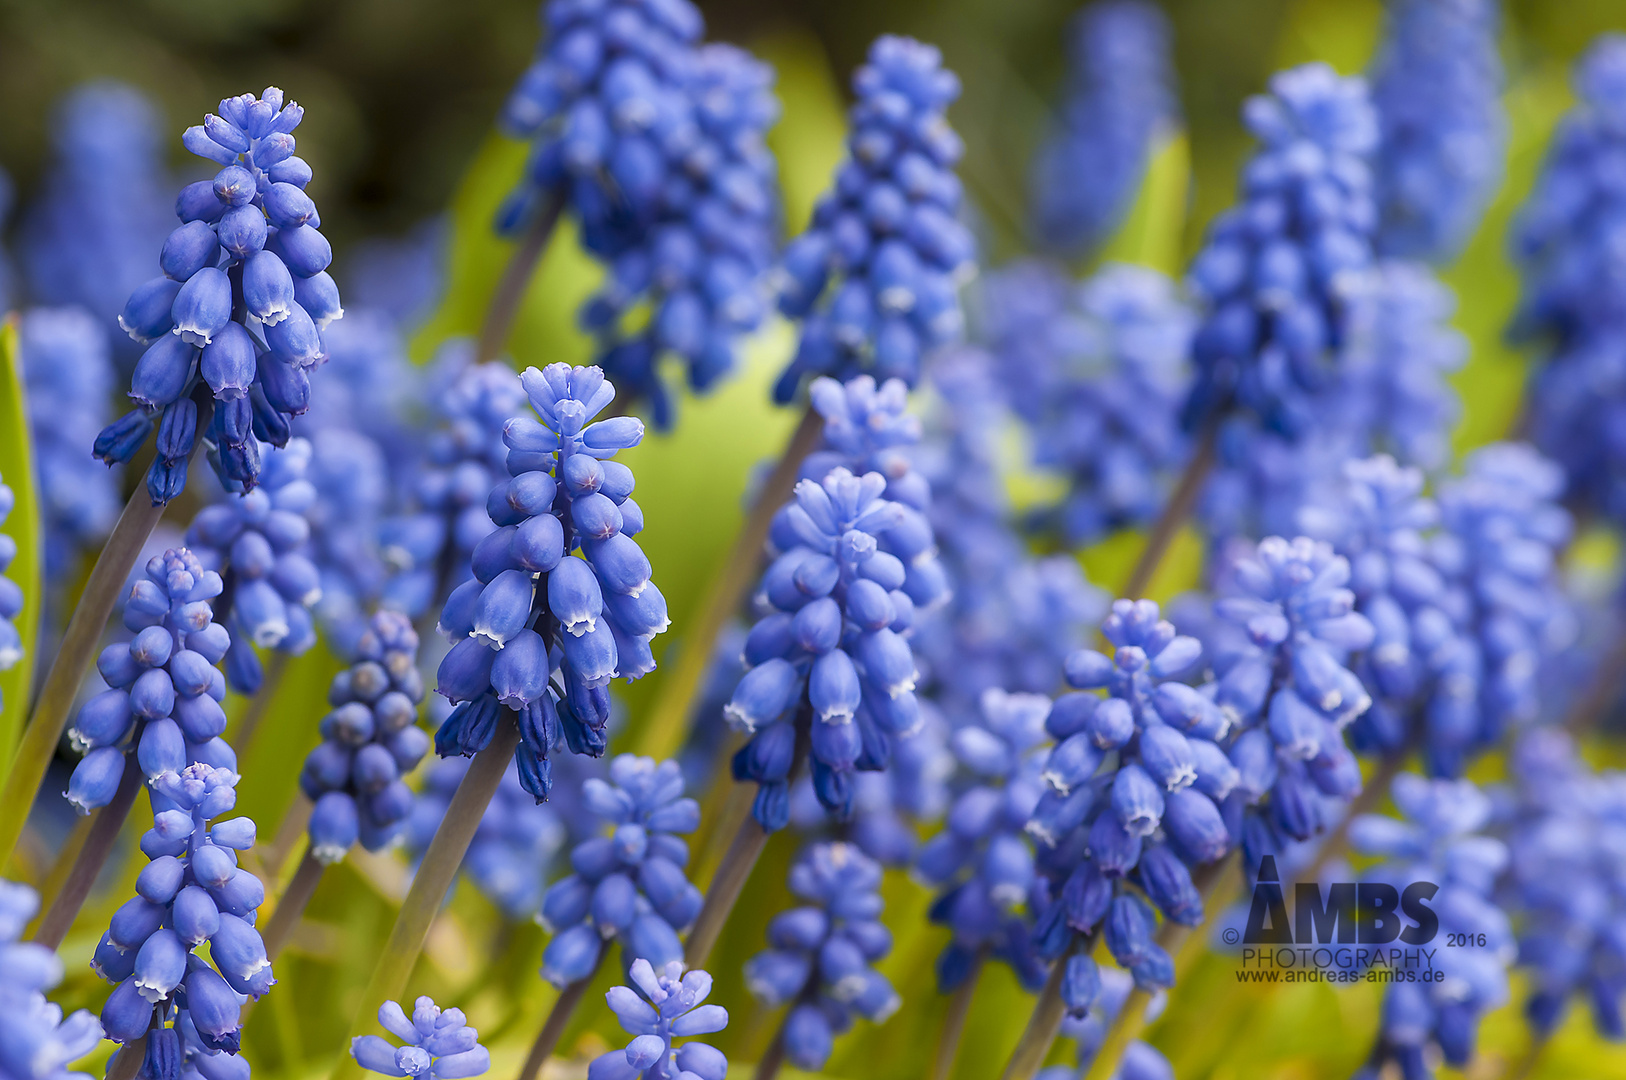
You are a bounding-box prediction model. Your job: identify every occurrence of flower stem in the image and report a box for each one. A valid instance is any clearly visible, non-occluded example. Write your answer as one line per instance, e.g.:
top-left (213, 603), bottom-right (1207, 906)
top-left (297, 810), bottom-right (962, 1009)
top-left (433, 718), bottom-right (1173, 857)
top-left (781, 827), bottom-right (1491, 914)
top-left (105, 1032), bottom-right (148, 1080)
top-left (1123, 412), bottom-right (1219, 599)
top-left (327, 713), bottom-right (521, 1080)
top-left (931, 953), bottom-right (985, 1080)
top-left (753, 1014), bottom-right (789, 1080)
top-left (261, 792), bottom-right (315, 883)
top-left (260, 846), bottom-right (326, 963)
top-left (33, 747), bottom-right (145, 949)
top-left (476, 191), bottom-right (565, 365)
top-left (515, 949), bottom-right (607, 1080)
top-left (0, 391), bottom-right (212, 875)
top-left (683, 799), bottom-right (772, 969)
top-left (999, 939), bottom-right (1085, 1080)
top-left (632, 404), bottom-right (824, 762)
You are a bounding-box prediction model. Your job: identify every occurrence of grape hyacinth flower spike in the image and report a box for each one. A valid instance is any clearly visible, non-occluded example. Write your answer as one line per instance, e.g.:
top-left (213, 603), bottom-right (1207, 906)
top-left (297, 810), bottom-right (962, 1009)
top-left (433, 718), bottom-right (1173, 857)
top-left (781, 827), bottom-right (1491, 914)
top-left (773, 35), bottom-right (974, 401)
top-left (587, 959), bottom-right (729, 1080)
top-left (304, 611), bottom-right (429, 861)
top-left (93, 764), bottom-right (269, 1061)
top-left (0, 880), bottom-right (104, 1080)
top-left (745, 842), bottom-right (898, 1073)
top-left (96, 86), bottom-right (340, 503)
top-left (540, 754), bottom-right (703, 987)
top-left (434, 362), bottom-right (666, 797)
top-left (351, 997), bottom-right (490, 1080)
top-left (66, 549), bottom-right (235, 814)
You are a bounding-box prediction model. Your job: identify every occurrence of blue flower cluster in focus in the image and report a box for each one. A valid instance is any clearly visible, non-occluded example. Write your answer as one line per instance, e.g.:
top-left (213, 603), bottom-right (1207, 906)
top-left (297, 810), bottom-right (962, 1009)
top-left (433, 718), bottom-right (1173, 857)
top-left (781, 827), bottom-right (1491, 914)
top-left (589, 959), bottom-right (729, 1080)
top-left (351, 996), bottom-right (490, 1080)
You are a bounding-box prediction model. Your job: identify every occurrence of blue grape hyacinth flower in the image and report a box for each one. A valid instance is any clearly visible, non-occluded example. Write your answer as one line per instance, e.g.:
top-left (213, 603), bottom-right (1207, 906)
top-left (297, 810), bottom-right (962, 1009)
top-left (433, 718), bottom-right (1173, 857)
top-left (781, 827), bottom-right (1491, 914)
top-left (588, 959), bottom-right (728, 1080)
top-left (773, 35), bottom-right (973, 402)
top-left (66, 549), bottom-right (236, 814)
top-left (95, 87), bottom-right (341, 503)
top-left (539, 755), bottom-right (702, 987)
top-left (434, 363), bottom-right (665, 800)
top-left (351, 996), bottom-right (490, 1080)
top-left (1029, 0), bottom-right (1179, 261)
top-left (302, 611), bottom-right (429, 862)
top-left (0, 880), bottom-right (104, 1080)
top-left (93, 763), bottom-right (270, 1058)
top-left (745, 842), bottom-right (898, 1073)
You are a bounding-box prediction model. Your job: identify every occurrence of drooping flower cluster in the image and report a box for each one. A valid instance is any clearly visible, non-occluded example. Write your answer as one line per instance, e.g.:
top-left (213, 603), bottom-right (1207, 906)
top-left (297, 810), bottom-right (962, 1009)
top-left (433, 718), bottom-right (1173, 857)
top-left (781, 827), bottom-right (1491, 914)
top-left (1349, 775), bottom-right (1513, 1078)
top-left (540, 755), bottom-right (702, 987)
top-left (186, 438), bottom-right (322, 694)
top-left (95, 87), bottom-right (339, 503)
top-left (983, 260), bottom-right (1195, 545)
top-left (773, 35), bottom-right (972, 401)
top-left (744, 842), bottom-right (898, 1072)
top-left (916, 689), bottom-right (1052, 994)
top-left (351, 996), bottom-right (490, 1080)
top-left (1369, 0), bottom-right (1505, 262)
top-left (1028, 0), bottom-right (1179, 261)
top-left (588, 960), bottom-right (729, 1080)
top-left (67, 549), bottom-right (235, 814)
top-left (0, 474), bottom-right (20, 710)
top-left (1514, 36), bottom-right (1626, 520)
top-left (94, 764), bottom-right (270, 1061)
top-left (20, 308), bottom-right (121, 584)
top-left (0, 880), bottom-right (103, 1080)
top-left (302, 611), bottom-right (429, 862)
top-left (435, 364), bottom-right (665, 800)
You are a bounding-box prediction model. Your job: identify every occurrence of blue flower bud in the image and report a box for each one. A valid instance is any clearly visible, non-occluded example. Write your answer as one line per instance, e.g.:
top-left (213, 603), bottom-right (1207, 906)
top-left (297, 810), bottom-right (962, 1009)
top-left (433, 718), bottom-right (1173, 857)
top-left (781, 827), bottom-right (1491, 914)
top-left (1162, 788), bottom-right (1229, 864)
top-left (131, 336), bottom-right (197, 408)
top-left (161, 221), bottom-right (220, 280)
top-left (490, 629), bottom-right (551, 708)
top-left (542, 922), bottom-right (604, 987)
top-left (725, 659), bottom-right (801, 733)
top-left (184, 964), bottom-right (243, 1053)
top-left (1112, 764), bottom-right (1166, 837)
top-left (171, 267), bottom-right (233, 346)
top-left (1138, 724), bottom-right (1197, 791)
top-left (133, 927), bottom-right (188, 1002)
top-left (243, 250), bottom-right (295, 325)
top-left (171, 886), bottom-right (221, 946)
top-left (1042, 733), bottom-right (1104, 795)
top-left (121, 277), bottom-right (183, 342)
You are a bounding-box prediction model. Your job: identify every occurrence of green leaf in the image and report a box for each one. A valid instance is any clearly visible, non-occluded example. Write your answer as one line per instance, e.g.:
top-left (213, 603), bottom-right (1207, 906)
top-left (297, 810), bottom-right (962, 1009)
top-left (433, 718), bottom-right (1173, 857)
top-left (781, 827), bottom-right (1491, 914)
top-left (0, 317), bottom-right (42, 780)
top-left (1096, 129), bottom-right (1192, 278)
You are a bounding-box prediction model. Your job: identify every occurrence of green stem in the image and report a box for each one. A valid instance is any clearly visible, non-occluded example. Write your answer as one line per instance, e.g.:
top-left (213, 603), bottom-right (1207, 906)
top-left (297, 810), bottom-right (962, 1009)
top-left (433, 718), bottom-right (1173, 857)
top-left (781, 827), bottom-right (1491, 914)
top-left (1123, 412), bottom-right (1219, 599)
top-left (931, 953), bottom-right (984, 1080)
top-left (327, 713), bottom-right (521, 1080)
top-left (999, 941), bottom-right (1080, 1080)
top-left (515, 949), bottom-right (607, 1080)
top-left (682, 799), bottom-right (771, 970)
top-left (260, 846), bottom-right (326, 963)
top-left (753, 1012), bottom-right (789, 1080)
top-left (228, 651), bottom-right (288, 753)
top-left (33, 748), bottom-right (144, 949)
top-left (476, 192), bottom-right (565, 365)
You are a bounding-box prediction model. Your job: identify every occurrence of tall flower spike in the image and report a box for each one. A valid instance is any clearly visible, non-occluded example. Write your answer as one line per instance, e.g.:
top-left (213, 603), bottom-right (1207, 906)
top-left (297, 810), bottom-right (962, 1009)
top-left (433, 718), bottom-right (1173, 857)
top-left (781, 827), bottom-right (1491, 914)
top-left (21, 308), bottom-right (121, 588)
top-left (351, 996), bottom-right (490, 1080)
top-left (588, 959), bottom-right (728, 1080)
top-left (773, 35), bottom-right (973, 402)
top-left (0, 473), bottom-right (21, 710)
top-left (65, 549), bottom-right (236, 814)
top-left (185, 438), bottom-right (324, 693)
top-left (539, 755), bottom-right (702, 987)
top-left (744, 843), bottom-right (897, 1073)
top-left (0, 880), bottom-right (104, 1080)
top-left (303, 611), bottom-right (429, 862)
top-left (95, 87), bottom-right (340, 503)
top-left (434, 363), bottom-right (665, 799)
top-left (93, 763), bottom-right (269, 1059)
top-left (1029, 0), bottom-right (1179, 261)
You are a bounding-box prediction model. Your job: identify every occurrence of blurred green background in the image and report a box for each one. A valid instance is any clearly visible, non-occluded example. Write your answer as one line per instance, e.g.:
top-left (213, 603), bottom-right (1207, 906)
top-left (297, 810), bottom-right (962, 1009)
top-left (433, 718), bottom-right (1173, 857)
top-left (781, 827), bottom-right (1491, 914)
top-left (8, 0), bottom-right (1626, 1078)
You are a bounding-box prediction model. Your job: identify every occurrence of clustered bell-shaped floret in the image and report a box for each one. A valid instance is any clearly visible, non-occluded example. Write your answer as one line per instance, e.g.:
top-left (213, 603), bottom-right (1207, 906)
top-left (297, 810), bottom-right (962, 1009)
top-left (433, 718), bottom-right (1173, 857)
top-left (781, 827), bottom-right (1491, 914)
top-left (588, 959), bottom-right (729, 1080)
top-left (66, 549), bottom-right (236, 814)
top-left (302, 611), bottom-right (429, 862)
top-left (744, 843), bottom-right (898, 1073)
top-left (434, 364), bottom-right (665, 801)
top-left (773, 35), bottom-right (973, 402)
top-left (93, 764), bottom-right (270, 1061)
top-left (351, 996), bottom-right (490, 1080)
top-left (540, 755), bottom-right (702, 987)
top-left (0, 880), bottom-right (104, 1080)
top-left (95, 87), bottom-right (341, 504)
top-left (186, 437), bottom-right (323, 694)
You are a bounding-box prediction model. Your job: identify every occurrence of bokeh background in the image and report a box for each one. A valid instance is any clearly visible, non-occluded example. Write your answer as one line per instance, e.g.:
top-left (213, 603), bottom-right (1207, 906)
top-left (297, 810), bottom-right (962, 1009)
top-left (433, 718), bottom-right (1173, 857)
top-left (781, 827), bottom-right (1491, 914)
top-left (5, 0), bottom-right (1626, 1078)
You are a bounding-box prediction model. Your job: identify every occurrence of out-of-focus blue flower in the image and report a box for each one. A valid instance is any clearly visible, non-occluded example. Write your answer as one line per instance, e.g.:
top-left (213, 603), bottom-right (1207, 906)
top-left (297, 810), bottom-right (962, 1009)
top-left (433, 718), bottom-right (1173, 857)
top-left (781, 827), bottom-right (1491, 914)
top-left (1514, 36), bottom-right (1626, 521)
top-left (1349, 774), bottom-right (1512, 1077)
top-left (0, 473), bottom-right (23, 712)
top-left (304, 426), bottom-right (394, 655)
top-left (19, 308), bottom-right (121, 587)
top-left (345, 218), bottom-right (447, 333)
top-left (95, 87), bottom-right (341, 503)
top-left (1037, 967), bottom-right (1172, 1080)
top-left (1029, 0), bottom-right (1178, 261)
top-left (983, 260), bottom-right (1194, 545)
top-left (302, 611), bottom-right (428, 862)
top-left (539, 755), bottom-right (701, 987)
top-left (92, 763), bottom-right (269, 1059)
top-left (65, 549), bottom-right (236, 814)
top-left (1369, 0), bottom-right (1504, 262)
top-left (434, 363), bottom-right (664, 801)
top-left (0, 879), bottom-right (104, 1080)
top-left (351, 996), bottom-right (490, 1079)
top-left (773, 35), bottom-right (972, 401)
top-left (745, 842), bottom-right (898, 1073)
top-left (588, 959), bottom-right (728, 1080)
top-left (186, 438), bottom-right (324, 693)
top-left (20, 81), bottom-right (172, 345)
